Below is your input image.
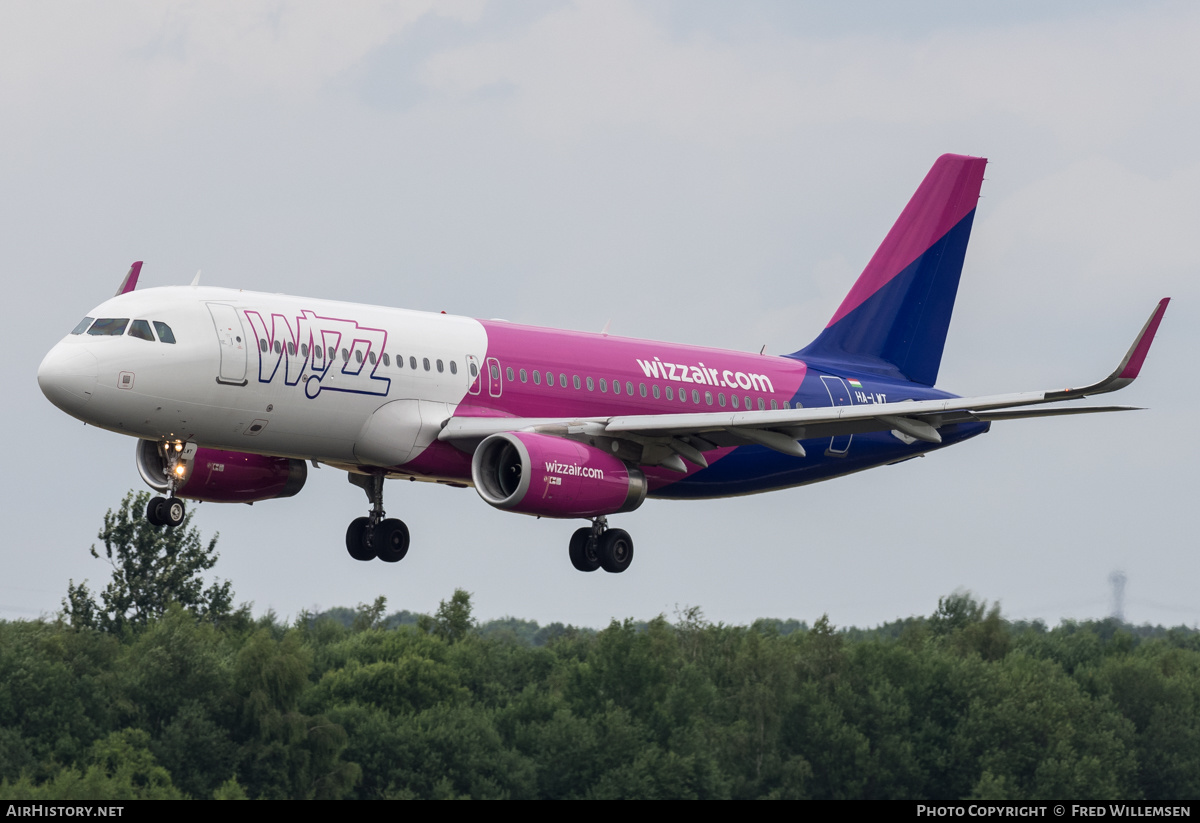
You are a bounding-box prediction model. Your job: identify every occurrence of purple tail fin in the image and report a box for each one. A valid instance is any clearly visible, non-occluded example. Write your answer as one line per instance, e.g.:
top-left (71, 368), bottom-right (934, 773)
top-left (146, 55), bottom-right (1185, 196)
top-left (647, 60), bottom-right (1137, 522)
top-left (793, 154), bottom-right (987, 386)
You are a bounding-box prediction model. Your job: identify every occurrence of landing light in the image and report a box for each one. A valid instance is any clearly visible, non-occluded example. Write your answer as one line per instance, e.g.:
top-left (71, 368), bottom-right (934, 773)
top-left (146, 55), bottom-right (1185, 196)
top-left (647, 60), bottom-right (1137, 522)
top-left (174, 464), bottom-right (187, 477)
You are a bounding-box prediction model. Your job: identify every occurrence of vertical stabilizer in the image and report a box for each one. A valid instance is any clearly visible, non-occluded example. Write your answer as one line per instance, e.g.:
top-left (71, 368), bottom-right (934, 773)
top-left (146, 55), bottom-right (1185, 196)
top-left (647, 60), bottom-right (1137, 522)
top-left (793, 155), bottom-right (986, 386)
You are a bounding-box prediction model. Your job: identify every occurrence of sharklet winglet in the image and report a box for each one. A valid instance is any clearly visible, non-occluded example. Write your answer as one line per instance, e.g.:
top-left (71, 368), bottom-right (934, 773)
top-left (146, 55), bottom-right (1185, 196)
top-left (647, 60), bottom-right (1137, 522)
top-left (1044, 298), bottom-right (1170, 400)
top-left (115, 261), bottom-right (143, 296)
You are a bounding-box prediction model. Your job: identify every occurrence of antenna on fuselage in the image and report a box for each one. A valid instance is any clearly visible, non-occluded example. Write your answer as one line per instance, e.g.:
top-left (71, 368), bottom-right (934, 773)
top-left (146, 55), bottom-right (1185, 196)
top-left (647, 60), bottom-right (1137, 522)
top-left (190, 270), bottom-right (202, 286)
top-left (601, 319), bottom-right (612, 336)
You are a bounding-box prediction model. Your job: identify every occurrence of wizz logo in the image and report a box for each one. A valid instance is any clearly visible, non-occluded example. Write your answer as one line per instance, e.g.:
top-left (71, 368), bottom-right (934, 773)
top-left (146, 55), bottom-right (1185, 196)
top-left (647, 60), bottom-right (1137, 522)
top-left (244, 309), bottom-right (390, 399)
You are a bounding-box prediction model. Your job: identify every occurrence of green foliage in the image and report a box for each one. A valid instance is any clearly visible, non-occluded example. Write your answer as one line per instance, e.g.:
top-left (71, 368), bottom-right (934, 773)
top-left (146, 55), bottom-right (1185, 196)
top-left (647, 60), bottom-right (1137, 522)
top-left (8, 512), bottom-right (1200, 802)
top-left (433, 588), bottom-right (476, 643)
top-left (0, 729), bottom-right (184, 800)
top-left (63, 491), bottom-right (233, 633)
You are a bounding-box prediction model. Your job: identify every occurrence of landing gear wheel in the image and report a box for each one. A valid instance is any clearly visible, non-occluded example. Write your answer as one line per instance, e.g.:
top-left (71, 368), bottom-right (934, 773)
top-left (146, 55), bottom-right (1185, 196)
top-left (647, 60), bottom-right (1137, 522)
top-left (598, 528), bottom-right (634, 574)
top-left (375, 518), bottom-right (410, 563)
top-left (345, 517), bottom-right (376, 561)
top-left (146, 496), bottom-right (167, 527)
top-left (164, 498), bottom-right (186, 528)
top-left (569, 527), bottom-right (601, 572)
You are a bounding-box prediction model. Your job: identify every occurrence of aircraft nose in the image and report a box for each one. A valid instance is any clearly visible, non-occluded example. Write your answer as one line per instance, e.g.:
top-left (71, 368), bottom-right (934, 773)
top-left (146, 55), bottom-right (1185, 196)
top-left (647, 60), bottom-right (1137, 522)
top-left (38, 343), bottom-right (98, 415)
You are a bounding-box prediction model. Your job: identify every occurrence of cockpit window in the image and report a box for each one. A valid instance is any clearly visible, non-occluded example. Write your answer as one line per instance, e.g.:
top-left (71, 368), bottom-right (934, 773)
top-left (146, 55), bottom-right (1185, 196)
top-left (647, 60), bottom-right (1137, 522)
top-left (87, 318), bottom-right (129, 336)
top-left (153, 322), bottom-right (176, 344)
top-left (128, 319), bottom-right (155, 341)
top-left (71, 317), bottom-right (94, 335)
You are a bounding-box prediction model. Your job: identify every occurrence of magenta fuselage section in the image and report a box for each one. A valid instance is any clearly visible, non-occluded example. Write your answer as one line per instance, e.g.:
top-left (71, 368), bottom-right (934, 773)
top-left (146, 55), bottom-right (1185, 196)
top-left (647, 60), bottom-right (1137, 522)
top-left (443, 320), bottom-right (807, 495)
top-left (425, 320), bottom-right (987, 500)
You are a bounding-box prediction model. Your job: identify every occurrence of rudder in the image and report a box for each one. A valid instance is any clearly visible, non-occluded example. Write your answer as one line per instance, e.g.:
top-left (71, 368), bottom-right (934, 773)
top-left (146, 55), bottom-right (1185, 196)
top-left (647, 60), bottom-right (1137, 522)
top-left (792, 154), bottom-right (987, 386)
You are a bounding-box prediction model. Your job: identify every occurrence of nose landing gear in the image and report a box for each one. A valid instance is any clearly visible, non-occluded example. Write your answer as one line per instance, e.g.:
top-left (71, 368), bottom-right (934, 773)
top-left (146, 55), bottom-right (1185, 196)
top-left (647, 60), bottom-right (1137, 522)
top-left (346, 473), bottom-right (410, 563)
top-left (144, 440), bottom-right (191, 528)
top-left (569, 516), bottom-right (633, 574)
top-left (146, 495), bottom-right (186, 528)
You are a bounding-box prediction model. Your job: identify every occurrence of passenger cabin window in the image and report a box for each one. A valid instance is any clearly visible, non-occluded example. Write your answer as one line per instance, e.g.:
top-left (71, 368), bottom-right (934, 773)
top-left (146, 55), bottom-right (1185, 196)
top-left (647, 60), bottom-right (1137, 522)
top-left (450, 361), bottom-right (458, 375)
top-left (382, 353), bottom-right (390, 366)
top-left (87, 318), bottom-right (129, 336)
top-left (505, 366), bottom-right (513, 381)
top-left (437, 359), bottom-right (444, 373)
top-left (423, 358), bottom-right (431, 372)
top-left (533, 370), bottom-right (541, 385)
top-left (71, 317), bottom-right (95, 335)
top-left (369, 352), bottom-right (377, 365)
top-left (410, 357), bottom-right (418, 370)
top-left (128, 320), bottom-right (155, 341)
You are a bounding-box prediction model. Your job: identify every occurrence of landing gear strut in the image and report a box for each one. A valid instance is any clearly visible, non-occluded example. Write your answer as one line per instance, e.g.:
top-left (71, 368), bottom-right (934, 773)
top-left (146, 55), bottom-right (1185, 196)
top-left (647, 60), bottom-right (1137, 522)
top-left (346, 473), bottom-right (410, 563)
top-left (569, 516), bottom-right (633, 574)
top-left (145, 441), bottom-right (189, 528)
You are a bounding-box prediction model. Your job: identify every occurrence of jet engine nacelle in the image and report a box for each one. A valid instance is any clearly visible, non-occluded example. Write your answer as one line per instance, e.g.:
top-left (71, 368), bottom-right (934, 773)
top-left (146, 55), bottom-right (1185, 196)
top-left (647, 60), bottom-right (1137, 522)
top-left (136, 440), bottom-right (307, 503)
top-left (471, 432), bottom-right (647, 518)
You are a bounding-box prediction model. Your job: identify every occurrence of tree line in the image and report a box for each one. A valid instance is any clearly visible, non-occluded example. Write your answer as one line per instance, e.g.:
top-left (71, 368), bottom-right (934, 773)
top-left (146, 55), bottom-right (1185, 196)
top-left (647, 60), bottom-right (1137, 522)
top-left (1, 492), bottom-right (1197, 799)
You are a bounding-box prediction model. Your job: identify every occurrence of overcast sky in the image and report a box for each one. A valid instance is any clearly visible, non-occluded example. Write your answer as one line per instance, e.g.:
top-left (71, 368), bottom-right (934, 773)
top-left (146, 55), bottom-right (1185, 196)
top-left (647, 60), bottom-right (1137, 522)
top-left (4, 0), bottom-right (1196, 630)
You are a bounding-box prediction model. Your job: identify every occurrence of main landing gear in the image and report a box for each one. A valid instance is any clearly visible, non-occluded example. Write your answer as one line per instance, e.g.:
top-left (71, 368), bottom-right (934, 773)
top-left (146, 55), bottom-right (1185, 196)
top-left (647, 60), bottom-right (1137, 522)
top-left (145, 495), bottom-right (186, 528)
top-left (346, 473), bottom-right (410, 563)
top-left (569, 516), bottom-right (634, 574)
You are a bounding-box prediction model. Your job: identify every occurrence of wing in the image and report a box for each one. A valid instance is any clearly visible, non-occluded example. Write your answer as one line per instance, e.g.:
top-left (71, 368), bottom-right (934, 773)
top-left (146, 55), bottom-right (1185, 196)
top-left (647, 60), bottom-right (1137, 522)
top-left (439, 299), bottom-right (1169, 470)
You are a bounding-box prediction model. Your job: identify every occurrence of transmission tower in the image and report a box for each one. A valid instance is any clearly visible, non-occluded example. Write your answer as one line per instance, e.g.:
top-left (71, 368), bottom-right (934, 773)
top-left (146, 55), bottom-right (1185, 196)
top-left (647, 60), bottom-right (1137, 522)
top-left (1109, 570), bottom-right (1127, 622)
